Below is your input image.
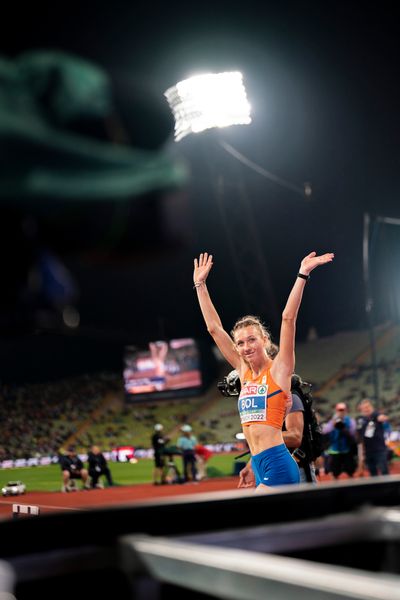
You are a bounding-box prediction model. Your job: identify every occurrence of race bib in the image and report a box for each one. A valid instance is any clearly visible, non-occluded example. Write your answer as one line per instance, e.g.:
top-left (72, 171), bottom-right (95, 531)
top-left (238, 384), bottom-right (268, 424)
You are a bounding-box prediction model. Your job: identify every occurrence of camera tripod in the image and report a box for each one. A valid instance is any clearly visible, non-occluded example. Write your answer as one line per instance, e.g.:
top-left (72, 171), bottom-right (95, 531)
top-left (164, 454), bottom-right (182, 484)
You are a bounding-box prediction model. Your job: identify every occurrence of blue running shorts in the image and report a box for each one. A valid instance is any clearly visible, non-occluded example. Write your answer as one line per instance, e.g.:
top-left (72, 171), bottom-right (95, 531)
top-left (252, 443), bottom-right (300, 487)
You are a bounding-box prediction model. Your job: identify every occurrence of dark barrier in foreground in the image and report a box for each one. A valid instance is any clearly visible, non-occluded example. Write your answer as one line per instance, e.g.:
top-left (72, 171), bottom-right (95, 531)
top-left (1, 476), bottom-right (400, 599)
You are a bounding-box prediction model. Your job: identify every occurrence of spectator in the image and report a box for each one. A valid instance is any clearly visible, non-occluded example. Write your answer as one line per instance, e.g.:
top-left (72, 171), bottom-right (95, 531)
top-left (177, 424), bottom-right (198, 482)
top-left (322, 402), bottom-right (357, 479)
top-left (59, 445), bottom-right (90, 492)
top-left (356, 398), bottom-right (391, 477)
top-left (87, 445), bottom-right (114, 488)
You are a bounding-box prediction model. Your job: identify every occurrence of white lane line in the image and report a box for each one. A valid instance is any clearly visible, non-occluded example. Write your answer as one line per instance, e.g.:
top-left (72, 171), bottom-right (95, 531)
top-left (0, 500), bottom-right (82, 511)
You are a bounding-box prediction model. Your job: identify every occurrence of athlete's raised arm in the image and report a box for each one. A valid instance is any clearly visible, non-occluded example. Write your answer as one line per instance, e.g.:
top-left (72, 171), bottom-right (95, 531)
top-left (271, 251), bottom-right (334, 391)
top-left (193, 252), bottom-right (241, 369)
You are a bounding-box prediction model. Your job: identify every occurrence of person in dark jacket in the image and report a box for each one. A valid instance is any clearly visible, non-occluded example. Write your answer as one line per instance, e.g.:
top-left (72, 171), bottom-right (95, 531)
top-left (59, 445), bottom-right (90, 492)
top-left (357, 399), bottom-right (391, 476)
top-left (87, 445), bottom-right (114, 488)
top-left (152, 424), bottom-right (169, 485)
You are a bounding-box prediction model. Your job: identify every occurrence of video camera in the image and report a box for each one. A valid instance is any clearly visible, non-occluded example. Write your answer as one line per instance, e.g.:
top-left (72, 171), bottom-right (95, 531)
top-left (217, 369), bottom-right (241, 397)
top-left (291, 373), bottom-right (312, 394)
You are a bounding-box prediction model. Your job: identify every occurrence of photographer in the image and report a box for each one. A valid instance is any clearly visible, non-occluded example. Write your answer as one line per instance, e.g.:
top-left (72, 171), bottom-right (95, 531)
top-left (322, 402), bottom-right (357, 479)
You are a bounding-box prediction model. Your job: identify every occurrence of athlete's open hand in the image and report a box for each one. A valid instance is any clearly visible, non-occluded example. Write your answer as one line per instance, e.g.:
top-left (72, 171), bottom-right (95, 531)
top-left (300, 251), bottom-right (334, 276)
top-left (193, 252), bottom-right (213, 285)
top-left (238, 462), bottom-right (256, 488)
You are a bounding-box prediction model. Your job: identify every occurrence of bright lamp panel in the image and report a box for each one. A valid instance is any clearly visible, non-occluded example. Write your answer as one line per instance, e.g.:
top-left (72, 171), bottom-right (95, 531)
top-left (165, 71), bottom-right (252, 141)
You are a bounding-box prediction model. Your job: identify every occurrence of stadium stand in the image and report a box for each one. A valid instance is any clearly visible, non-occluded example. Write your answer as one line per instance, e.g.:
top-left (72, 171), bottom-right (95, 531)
top-left (0, 372), bottom-right (121, 460)
top-left (313, 324), bottom-right (400, 425)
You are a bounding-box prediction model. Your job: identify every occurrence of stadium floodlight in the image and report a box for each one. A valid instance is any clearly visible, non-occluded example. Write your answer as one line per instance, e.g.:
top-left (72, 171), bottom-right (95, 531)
top-left (164, 71), bottom-right (252, 142)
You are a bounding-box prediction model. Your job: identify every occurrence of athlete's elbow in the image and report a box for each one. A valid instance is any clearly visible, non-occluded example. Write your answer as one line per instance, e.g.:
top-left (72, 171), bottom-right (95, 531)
top-left (281, 311), bottom-right (296, 323)
top-left (207, 324), bottom-right (218, 336)
top-left (207, 323), bottom-right (223, 339)
top-left (293, 433), bottom-right (302, 447)
top-left (287, 432), bottom-right (302, 447)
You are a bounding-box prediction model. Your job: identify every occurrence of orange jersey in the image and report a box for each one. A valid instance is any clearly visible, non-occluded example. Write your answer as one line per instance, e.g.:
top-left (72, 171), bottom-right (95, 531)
top-left (238, 368), bottom-right (287, 429)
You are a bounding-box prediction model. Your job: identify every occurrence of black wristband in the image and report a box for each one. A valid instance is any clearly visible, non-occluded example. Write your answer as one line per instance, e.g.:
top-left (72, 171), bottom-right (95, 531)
top-left (297, 272), bottom-right (310, 281)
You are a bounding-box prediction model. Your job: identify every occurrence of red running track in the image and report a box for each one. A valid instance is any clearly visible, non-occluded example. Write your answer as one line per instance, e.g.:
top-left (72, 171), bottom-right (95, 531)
top-left (1, 464), bottom-right (399, 521)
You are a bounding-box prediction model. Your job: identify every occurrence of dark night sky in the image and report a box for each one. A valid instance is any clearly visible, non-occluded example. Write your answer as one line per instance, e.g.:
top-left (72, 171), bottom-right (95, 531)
top-left (1, 2), bottom-right (400, 382)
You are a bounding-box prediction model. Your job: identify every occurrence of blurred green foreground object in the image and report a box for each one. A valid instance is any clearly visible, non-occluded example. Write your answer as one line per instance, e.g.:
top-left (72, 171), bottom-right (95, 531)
top-left (0, 51), bottom-right (187, 201)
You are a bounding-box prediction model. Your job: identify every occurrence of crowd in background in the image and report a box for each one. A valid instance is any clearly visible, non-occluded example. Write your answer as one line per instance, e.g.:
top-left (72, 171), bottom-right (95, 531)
top-left (313, 352), bottom-right (400, 427)
top-left (0, 372), bottom-right (120, 461)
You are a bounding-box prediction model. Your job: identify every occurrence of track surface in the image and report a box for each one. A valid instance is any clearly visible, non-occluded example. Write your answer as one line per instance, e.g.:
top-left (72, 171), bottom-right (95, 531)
top-left (1, 464), bottom-right (399, 520)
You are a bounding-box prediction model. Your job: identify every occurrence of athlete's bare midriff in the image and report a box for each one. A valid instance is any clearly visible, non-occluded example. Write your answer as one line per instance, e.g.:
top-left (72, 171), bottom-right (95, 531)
top-left (244, 423), bottom-right (284, 455)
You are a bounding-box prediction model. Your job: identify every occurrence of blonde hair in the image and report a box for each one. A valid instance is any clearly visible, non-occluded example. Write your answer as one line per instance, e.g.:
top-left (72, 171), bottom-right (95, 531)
top-left (231, 316), bottom-right (275, 357)
top-left (231, 315), bottom-right (270, 338)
